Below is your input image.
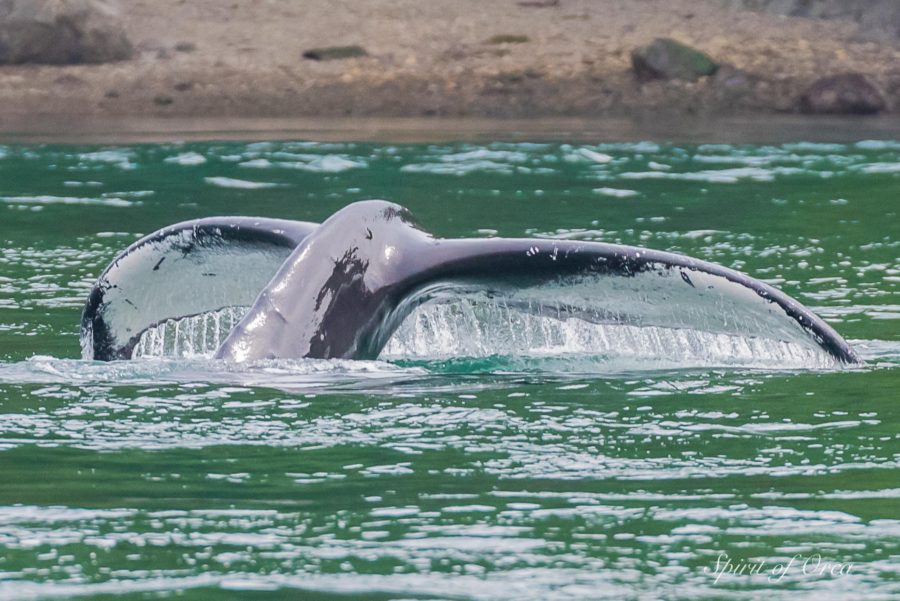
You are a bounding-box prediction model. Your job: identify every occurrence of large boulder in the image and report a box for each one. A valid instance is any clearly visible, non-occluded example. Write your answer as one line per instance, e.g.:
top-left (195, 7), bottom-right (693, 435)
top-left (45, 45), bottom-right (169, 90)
top-left (631, 38), bottom-right (718, 82)
top-left (0, 0), bottom-right (133, 65)
top-left (799, 72), bottom-right (887, 114)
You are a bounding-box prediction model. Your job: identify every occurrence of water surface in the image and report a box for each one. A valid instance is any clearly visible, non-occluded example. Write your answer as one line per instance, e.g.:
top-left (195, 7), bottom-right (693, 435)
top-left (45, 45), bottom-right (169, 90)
top-left (0, 139), bottom-right (897, 599)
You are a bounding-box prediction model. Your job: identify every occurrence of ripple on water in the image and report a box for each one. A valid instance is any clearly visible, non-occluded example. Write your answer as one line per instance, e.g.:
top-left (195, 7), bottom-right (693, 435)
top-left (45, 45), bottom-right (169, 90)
top-left (0, 195), bottom-right (136, 208)
top-left (0, 139), bottom-right (897, 600)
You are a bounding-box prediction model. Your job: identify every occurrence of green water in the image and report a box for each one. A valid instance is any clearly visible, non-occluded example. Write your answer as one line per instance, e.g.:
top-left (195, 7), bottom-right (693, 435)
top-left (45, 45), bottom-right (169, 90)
top-left (0, 139), bottom-right (897, 599)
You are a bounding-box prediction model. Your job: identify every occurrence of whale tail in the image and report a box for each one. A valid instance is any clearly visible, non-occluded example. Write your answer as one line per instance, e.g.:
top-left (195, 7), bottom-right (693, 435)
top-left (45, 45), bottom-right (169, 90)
top-left (213, 201), bottom-right (859, 365)
top-left (83, 201), bottom-right (859, 366)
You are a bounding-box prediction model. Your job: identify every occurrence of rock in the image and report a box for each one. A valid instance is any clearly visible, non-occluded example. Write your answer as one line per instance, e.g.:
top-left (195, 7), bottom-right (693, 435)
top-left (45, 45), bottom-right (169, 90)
top-left (631, 38), bottom-right (718, 82)
top-left (799, 72), bottom-right (886, 114)
top-left (485, 34), bottom-right (530, 44)
top-left (517, 1), bottom-right (559, 8)
top-left (302, 45), bottom-right (368, 61)
top-left (174, 41), bottom-right (196, 53)
top-left (0, 0), bottom-right (133, 65)
top-left (713, 64), bottom-right (756, 91)
top-left (711, 64), bottom-right (761, 107)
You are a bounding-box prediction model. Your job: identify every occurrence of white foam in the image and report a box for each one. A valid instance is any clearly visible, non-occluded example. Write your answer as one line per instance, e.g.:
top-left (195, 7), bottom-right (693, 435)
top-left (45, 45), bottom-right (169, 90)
top-left (164, 152), bottom-right (207, 166)
top-left (592, 187), bottom-right (639, 198)
top-left (440, 149), bottom-right (530, 163)
top-left (204, 177), bottom-right (282, 189)
top-left (691, 154), bottom-right (776, 166)
top-left (77, 149), bottom-right (136, 170)
top-left (106, 190), bottom-right (155, 198)
top-left (63, 180), bottom-right (103, 187)
top-left (576, 148), bottom-right (613, 164)
top-left (619, 166), bottom-right (805, 183)
top-left (857, 162), bottom-right (900, 174)
top-left (398, 148), bottom-right (537, 176)
top-left (590, 141), bottom-right (660, 153)
top-left (2, 354), bottom-right (421, 390)
top-left (284, 155), bottom-right (366, 172)
top-left (239, 155), bottom-right (365, 172)
top-left (782, 142), bottom-right (847, 152)
top-left (855, 140), bottom-right (900, 151)
top-left (400, 160), bottom-right (516, 176)
top-left (0, 195), bottom-right (135, 207)
top-left (238, 158), bottom-right (273, 168)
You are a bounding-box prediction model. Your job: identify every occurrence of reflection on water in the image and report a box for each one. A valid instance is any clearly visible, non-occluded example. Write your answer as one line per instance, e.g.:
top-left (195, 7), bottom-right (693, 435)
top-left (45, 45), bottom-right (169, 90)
top-left (0, 139), bottom-right (897, 599)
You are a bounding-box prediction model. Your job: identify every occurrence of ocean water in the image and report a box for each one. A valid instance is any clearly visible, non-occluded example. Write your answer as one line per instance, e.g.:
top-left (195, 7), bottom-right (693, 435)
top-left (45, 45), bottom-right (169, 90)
top-left (0, 139), bottom-right (898, 600)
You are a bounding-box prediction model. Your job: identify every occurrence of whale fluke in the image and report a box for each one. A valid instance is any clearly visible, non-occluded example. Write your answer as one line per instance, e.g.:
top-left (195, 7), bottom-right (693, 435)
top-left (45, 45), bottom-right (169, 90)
top-left (82, 217), bottom-right (316, 360)
top-left (82, 201), bottom-right (860, 365)
top-left (213, 201), bottom-right (860, 364)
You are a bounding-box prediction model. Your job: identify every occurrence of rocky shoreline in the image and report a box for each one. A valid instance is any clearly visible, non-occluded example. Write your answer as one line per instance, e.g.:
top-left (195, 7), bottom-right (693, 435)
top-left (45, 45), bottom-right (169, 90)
top-left (1, 0), bottom-right (898, 121)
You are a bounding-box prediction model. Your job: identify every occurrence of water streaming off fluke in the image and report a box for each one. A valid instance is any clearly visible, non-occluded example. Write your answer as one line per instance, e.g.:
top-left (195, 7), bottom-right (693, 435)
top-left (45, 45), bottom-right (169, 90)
top-left (132, 306), bottom-right (248, 359)
top-left (126, 290), bottom-right (838, 370)
top-left (382, 298), bottom-right (837, 369)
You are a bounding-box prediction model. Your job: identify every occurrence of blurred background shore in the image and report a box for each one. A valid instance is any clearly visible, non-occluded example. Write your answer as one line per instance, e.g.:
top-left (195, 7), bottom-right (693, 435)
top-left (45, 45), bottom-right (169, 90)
top-left (1, 0), bottom-right (899, 138)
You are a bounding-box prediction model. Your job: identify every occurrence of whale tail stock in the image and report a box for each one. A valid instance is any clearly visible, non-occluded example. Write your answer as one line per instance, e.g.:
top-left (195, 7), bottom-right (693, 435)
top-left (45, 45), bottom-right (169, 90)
top-left (82, 200), bottom-right (860, 365)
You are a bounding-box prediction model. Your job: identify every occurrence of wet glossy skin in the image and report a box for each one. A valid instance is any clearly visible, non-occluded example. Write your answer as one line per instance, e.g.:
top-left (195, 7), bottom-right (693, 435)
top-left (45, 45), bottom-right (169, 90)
top-left (208, 200), bottom-right (858, 363)
top-left (215, 201), bottom-right (433, 361)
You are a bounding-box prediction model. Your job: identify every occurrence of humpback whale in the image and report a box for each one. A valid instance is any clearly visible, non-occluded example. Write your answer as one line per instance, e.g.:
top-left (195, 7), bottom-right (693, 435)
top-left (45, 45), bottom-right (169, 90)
top-left (81, 200), bottom-right (859, 365)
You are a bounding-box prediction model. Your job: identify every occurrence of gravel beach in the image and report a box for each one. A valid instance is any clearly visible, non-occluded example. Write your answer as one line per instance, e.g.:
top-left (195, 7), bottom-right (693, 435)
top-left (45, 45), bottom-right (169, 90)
top-left (0, 0), bottom-right (898, 123)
